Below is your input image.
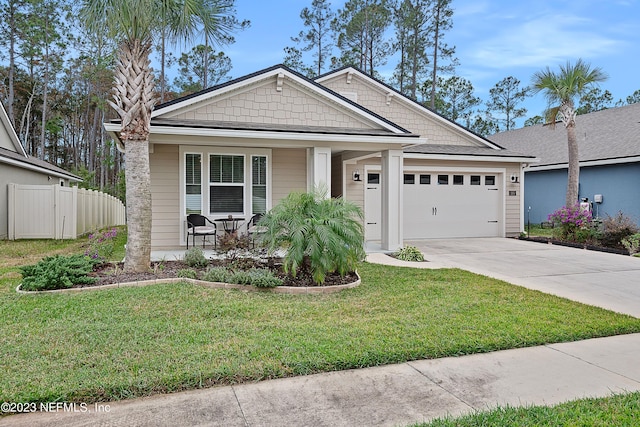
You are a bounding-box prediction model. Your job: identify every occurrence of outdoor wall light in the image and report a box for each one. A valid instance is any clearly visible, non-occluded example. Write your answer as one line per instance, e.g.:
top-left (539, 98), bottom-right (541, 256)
top-left (352, 169), bottom-right (362, 182)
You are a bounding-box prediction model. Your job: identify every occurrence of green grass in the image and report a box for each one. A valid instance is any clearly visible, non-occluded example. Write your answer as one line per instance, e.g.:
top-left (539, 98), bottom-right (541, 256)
top-left (415, 391), bottom-right (640, 426)
top-left (524, 223), bottom-right (555, 238)
top-left (1, 232), bottom-right (640, 406)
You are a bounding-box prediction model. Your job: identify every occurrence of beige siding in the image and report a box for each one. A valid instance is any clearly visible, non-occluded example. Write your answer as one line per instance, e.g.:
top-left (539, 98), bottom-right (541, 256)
top-left (272, 148), bottom-right (307, 206)
top-left (320, 74), bottom-right (480, 147)
top-left (168, 79), bottom-right (378, 130)
top-left (150, 144), bottom-right (180, 248)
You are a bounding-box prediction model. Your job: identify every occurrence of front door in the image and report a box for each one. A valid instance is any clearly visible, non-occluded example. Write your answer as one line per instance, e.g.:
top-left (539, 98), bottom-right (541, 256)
top-left (364, 172), bottom-right (381, 240)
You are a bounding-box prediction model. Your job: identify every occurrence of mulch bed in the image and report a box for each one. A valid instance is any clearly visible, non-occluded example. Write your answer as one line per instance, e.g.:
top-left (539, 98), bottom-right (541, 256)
top-left (87, 257), bottom-right (359, 288)
top-left (519, 236), bottom-right (630, 255)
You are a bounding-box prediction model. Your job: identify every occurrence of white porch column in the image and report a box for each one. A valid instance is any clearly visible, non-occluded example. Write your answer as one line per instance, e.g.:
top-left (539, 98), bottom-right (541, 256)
top-left (307, 147), bottom-right (332, 196)
top-left (381, 149), bottom-right (403, 251)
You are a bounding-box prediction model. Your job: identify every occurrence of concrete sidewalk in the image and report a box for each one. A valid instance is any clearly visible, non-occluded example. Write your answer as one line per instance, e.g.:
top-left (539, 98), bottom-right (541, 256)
top-left (4, 238), bottom-right (640, 426)
top-left (4, 334), bottom-right (640, 427)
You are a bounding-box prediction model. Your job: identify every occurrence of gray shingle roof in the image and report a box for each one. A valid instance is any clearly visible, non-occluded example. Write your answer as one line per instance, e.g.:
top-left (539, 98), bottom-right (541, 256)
top-left (404, 143), bottom-right (535, 158)
top-left (0, 146), bottom-right (82, 180)
top-left (488, 103), bottom-right (640, 166)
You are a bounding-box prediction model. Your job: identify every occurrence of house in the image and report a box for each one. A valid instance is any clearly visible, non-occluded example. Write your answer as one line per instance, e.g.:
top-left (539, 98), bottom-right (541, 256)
top-left (104, 65), bottom-right (536, 251)
top-left (0, 102), bottom-right (81, 239)
top-left (489, 103), bottom-right (640, 226)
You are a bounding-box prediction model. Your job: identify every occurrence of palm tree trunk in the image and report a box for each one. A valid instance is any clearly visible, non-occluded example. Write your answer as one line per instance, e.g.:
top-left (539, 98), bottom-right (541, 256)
top-left (565, 121), bottom-right (580, 206)
top-left (110, 39), bottom-right (156, 272)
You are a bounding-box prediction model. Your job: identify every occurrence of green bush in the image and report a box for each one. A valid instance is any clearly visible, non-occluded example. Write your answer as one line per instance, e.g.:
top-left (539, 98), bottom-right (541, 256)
top-left (600, 212), bottom-right (639, 249)
top-left (228, 270), bottom-right (253, 285)
top-left (247, 268), bottom-right (282, 288)
top-left (622, 233), bottom-right (640, 255)
top-left (183, 247), bottom-right (209, 268)
top-left (20, 254), bottom-right (97, 291)
top-left (202, 267), bottom-right (231, 283)
top-left (259, 187), bottom-right (365, 284)
top-left (177, 268), bottom-right (198, 279)
top-left (395, 246), bottom-right (424, 262)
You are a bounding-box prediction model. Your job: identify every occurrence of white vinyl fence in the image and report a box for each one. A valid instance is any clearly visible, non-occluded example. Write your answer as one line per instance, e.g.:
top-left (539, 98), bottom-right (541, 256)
top-left (8, 184), bottom-right (126, 240)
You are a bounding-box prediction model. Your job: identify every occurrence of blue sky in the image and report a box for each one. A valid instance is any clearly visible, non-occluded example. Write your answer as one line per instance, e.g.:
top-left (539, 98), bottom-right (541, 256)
top-left (213, 0), bottom-right (640, 127)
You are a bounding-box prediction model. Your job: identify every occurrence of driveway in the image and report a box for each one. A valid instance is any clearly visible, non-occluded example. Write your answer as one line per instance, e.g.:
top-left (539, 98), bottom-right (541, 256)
top-left (404, 238), bottom-right (640, 318)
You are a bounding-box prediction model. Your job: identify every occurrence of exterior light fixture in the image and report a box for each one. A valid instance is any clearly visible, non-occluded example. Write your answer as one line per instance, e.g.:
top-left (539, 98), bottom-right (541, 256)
top-left (352, 169), bottom-right (362, 182)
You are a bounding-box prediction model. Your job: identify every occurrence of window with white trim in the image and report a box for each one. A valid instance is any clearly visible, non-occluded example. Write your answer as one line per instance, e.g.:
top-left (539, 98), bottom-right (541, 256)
top-left (252, 156), bottom-right (267, 214)
top-left (185, 153), bottom-right (202, 214)
top-left (209, 154), bottom-right (244, 214)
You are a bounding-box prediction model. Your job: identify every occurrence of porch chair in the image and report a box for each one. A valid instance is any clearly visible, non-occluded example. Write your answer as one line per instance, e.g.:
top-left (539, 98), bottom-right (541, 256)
top-left (246, 213), bottom-right (267, 248)
top-left (186, 214), bottom-right (217, 249)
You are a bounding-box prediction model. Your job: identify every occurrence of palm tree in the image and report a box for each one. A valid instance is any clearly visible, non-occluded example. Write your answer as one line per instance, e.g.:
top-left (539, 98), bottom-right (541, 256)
top-left (81, 0), bottom-right (242, 272)
top-left (531, 59), bottom-right (608, 207)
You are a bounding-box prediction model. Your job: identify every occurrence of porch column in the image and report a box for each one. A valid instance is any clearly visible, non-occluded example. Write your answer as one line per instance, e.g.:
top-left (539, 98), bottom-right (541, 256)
top-left (307, 147), bottom-right (332, 196)
top-left (381, 149), bottom-right (403, 251)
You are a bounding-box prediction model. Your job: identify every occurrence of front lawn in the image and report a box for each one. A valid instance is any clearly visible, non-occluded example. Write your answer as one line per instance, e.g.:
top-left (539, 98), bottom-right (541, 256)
top-left (416, 391), bottom-right (640, 426)
top-left (1, 235), bottom-right (640, 405)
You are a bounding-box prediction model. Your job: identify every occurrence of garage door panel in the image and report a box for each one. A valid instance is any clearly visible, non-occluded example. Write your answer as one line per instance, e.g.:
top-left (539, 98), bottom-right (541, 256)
top-left (403, 172), bottom-right (503, 239)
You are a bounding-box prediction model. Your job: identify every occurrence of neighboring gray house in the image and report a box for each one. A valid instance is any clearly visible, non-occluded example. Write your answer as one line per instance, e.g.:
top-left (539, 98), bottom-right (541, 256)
top-left (489, 103), bottom-right (640, 226)
top-left (0, 102), bottom-right (81, 239)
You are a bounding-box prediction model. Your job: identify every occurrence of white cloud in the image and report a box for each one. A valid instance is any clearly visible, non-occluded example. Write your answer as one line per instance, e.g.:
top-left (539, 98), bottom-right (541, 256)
top-left (464, 13), bottom-right (624, 69)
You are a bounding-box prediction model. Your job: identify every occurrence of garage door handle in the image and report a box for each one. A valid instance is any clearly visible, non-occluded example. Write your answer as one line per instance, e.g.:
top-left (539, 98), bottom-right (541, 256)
top-left (367, 187), bottom-right (377, 190)
top-left (488, 220), bottom-right (498, 223)
top-left (487, 188), bottom-right (499, 191)
top-left (367, 222), bottom-right (377, 225)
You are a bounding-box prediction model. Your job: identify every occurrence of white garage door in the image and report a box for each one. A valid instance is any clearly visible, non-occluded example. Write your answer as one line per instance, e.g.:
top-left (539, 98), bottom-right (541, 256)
top-left (403, 172), bottom-right (502, 238)
top-left (364, 171), bottom-right (503, 240)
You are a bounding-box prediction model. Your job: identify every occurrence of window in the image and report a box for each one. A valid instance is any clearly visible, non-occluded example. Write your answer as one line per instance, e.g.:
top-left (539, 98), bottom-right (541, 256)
top-left (185, 153), bottom-right (202, 214)
top-left (438, 175), bottom-right (449, 185)
top-left (485, 175), bottom-right (496, 186)
top-left (419, 174), bottom-right (431, 185)
top-left (404, 174), bottom-right (415, 184)
top-left (367, 173), bottom-right (380, 184)
top-left (252, 156), bottom-right (267, 214)
top-left (210, 154), bottom-right (244, 214)
top-left (470, 175), bottom-right (481, 185)
top-left (453, 175), bottom-right (464, 185)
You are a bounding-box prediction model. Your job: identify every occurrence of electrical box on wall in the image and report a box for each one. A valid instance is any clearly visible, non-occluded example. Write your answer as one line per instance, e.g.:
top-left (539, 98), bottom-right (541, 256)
top-left (594, 194), bottom-right (603, 203)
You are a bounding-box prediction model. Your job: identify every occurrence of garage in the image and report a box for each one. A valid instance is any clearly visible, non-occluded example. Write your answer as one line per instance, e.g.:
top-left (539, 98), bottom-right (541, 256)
top-left (365, 169), bottom-right (504, 240)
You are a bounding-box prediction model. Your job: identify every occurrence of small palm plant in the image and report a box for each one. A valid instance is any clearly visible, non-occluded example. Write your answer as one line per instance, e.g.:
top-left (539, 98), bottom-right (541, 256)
top-left (259, 187), bottom-right (365, 284)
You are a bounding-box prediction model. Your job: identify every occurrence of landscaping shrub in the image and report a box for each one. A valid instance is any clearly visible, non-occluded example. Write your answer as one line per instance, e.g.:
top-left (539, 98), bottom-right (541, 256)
top-left (177, 268), bottom-right (198, 279)
top-left (84, 228), bottom-right (118, 261)
top-left (183, 247), bottom-right (208, 268)
top-left (247, 268), bottom-right (282, 288)
top-left (259, 187), bottom-right (365, 284)
top-left (395, 246), bottom-right (424, 262)
top-left (622, 233), bottom-right (640, 255)
top-left (600, 212), bottom-right (639, 249)
top-left (201, 266), bottom-right (282, 287)
top-left (20, 254), bottom-right (97, 291)
top-left (202, 266), bottom-right (231, 283)
top-left (228, 270), bottom-right (253, 285)
top-left (548, 205), bottom-right (594, 243)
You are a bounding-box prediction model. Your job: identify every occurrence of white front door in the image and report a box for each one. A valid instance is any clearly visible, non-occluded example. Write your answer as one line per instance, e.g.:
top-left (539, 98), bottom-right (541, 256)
top-left (364, 172), bottom-right (381, 240)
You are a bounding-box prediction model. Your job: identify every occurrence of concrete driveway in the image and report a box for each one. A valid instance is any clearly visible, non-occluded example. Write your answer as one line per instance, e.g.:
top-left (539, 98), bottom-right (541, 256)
top-left (405, 238), bottom-right (640, 318)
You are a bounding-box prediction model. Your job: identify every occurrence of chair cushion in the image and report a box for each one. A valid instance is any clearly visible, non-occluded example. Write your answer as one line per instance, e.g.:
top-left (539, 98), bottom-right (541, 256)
top-left (189, 226), bottom-right (216, 234)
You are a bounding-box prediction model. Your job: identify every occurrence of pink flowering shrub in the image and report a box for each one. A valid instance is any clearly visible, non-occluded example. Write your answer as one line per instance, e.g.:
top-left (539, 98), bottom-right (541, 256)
top-left (84, 227), bottom-right (118, 261)
top-left (548, 205), bottom-right (594, 243)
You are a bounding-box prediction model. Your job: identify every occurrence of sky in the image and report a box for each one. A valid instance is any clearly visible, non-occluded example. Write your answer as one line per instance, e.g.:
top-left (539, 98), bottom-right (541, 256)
top-left (212, 0), bottom-right (640, 128)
